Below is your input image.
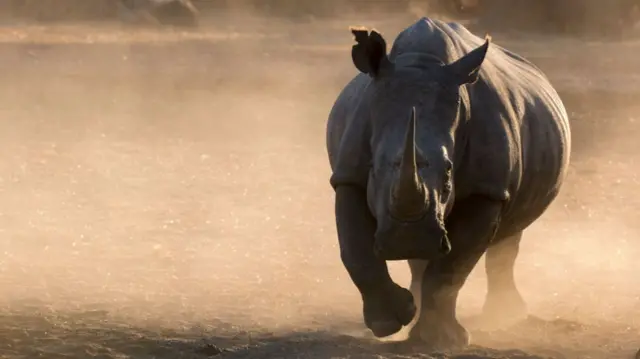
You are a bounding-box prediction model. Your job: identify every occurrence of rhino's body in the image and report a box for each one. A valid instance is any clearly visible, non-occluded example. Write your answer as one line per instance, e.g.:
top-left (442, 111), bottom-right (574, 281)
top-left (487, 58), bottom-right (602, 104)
top-left (118, 0), bottom-right (198, 27)
top-left (326, 18), bottom-right (570, 348)
top-left (328, 18), bottom-right (570, 234)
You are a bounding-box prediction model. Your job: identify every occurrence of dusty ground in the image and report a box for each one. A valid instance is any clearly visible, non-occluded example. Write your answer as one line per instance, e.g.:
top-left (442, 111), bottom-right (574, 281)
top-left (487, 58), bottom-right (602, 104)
top-left (0, 12), bottom-right (638, 359)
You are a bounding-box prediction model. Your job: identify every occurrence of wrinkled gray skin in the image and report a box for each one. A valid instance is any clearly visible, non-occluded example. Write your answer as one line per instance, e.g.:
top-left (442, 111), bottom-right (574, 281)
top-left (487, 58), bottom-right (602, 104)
top-left (326, 18), bottom-right (571, 349)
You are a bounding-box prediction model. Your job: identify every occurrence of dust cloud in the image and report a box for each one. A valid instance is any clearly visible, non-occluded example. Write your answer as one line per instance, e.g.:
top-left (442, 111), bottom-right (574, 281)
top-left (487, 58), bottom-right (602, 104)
top-left (0, 3), bottom-right (638, 359)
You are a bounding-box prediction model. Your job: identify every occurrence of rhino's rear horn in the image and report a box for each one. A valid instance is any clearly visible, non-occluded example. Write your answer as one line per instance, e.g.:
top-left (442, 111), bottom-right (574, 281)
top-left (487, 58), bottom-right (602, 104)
top-left (390, 107), bottom-right (427, 221)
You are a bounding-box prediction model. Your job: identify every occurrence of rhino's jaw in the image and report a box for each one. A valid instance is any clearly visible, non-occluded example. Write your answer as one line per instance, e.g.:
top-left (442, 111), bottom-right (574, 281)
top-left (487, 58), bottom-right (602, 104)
top-left (373, 218), bottom-right (450, 261)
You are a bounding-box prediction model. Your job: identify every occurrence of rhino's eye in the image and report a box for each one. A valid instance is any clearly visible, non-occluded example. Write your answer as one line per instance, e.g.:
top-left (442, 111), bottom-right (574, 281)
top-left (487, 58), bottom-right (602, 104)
top-left (442, 175), bottom-right (452, 197)
top-left (444, 160), bottom-right (453, 175)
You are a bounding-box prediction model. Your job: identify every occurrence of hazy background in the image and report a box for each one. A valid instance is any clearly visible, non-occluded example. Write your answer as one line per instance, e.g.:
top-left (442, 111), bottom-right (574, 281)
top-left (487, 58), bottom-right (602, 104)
top-left (0, 1), bottom-right (638, 358)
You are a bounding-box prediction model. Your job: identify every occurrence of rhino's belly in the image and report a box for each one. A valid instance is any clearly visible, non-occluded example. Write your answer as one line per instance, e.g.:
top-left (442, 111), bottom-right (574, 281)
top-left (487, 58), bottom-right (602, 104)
top-left (498, 107), bottom-right (571, 238)
top-left (497, 186), bottom-right (562, 239)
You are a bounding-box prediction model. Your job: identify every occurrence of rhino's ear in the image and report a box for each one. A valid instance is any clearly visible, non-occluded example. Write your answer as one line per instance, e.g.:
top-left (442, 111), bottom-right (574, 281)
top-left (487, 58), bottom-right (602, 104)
top-left (444, 35), bottom-right (491, 86)
top-left (350, 27), bottom-right (392, 78)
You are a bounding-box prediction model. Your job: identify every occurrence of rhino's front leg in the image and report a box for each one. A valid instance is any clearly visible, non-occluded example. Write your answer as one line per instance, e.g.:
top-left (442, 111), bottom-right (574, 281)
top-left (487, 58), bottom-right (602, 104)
top-left (335, 185), bottom-right (416, 338)
top-left (408, 195), bottom-right (503, 350)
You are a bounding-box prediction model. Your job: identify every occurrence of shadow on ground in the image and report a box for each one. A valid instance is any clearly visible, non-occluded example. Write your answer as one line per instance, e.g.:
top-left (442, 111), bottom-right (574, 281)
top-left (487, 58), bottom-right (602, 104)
top-left (1, 303), bottom-right (603, 359)
top-left (218, 331), bottom-right (553, 359)
top-left (0, 304), bottom-right (237, 359)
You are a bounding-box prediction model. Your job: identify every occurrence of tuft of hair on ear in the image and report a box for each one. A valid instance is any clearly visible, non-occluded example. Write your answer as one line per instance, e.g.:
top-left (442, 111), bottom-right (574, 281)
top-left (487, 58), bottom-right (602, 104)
top-left (465, 35), bottom-right (491, 84)
top-left (446, 33), bottom-right (492, 86)
top-left (473, 34), bottom-right (492, 68)
top-left (475, 34), bottom-right (492, 62)
top-left (350, 26), bottom-right (369, 45)
top-left (349, 26), bottom-right (389, 77)
top-left (350, 27), bottom-right (371, 74)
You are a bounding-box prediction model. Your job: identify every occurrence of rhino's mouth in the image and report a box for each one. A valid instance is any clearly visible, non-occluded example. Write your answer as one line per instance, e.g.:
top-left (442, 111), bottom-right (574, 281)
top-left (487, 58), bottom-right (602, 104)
top-left (373, 219), bottom-right (450, 261)
top-left (388, 197), bottom-right (427, 223)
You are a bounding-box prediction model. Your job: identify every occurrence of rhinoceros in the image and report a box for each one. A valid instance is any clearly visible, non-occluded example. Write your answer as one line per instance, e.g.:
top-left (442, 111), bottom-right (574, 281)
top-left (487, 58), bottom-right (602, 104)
top-left (117, 0), bottom-right (198, 27)
top-left (326, 17), bottom-right (571, 349)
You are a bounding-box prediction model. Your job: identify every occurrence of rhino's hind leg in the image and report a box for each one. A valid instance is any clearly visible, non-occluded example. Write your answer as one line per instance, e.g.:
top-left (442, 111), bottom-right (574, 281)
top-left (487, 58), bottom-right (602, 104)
top-left (481, 231), bottom-right (527, 328)
top-left (408, 195), bottom-right (503, 350)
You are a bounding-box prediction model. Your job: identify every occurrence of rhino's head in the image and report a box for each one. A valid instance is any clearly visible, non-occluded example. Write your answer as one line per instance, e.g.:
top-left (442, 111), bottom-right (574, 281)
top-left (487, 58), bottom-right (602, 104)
top-left (350, 27), bottom-right (490, 260)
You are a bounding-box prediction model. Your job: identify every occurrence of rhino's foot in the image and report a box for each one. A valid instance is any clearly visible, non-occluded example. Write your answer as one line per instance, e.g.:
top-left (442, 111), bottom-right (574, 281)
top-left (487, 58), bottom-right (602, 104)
top-left (363, 283), bottom-right (416, 338)
top-left (407, 310), bottom-right (470, 351)
top-left (480, 290), bottom-right (527, 330)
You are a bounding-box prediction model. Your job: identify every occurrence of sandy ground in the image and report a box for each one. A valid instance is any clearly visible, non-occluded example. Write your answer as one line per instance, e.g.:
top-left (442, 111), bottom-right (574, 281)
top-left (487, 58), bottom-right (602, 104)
top-left (0, 12), bottom-right (638, 359)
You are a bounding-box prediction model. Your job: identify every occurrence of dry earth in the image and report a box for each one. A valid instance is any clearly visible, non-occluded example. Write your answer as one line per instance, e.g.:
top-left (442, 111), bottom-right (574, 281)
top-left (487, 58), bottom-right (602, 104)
top-left (0, 12), bottom-right (638, 359)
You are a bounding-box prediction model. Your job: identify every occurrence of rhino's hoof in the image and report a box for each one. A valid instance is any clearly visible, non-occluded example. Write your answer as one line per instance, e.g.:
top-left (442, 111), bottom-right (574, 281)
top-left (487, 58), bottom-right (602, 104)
top-left (408, 314), bottom-right (470, 350)
top-left (369, 319), bottom-right (403, 338)
top-left (363, 284), bottom-right (416, 338)
top-left (480, 291), bottom-right (527, 330)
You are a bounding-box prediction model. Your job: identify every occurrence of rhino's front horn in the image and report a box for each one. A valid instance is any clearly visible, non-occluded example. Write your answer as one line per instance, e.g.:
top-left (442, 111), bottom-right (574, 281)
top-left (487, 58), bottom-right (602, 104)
top-left (390, 107), bottom-right (427, 221)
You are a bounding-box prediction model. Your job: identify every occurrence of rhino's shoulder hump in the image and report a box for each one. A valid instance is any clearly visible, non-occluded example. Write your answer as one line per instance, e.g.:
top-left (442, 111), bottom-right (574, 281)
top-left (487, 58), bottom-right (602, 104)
top-left (388, 17), bottom-right (459, 60)
top-left (389, 18), bottom-right (522, 69)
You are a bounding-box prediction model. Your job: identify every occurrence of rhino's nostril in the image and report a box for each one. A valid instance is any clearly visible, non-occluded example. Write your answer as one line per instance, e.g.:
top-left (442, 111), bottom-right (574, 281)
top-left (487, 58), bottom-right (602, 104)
top-left (373, 241), bottom-right (384, 257)
top-left (439, 236), bottom-right (452, 254)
